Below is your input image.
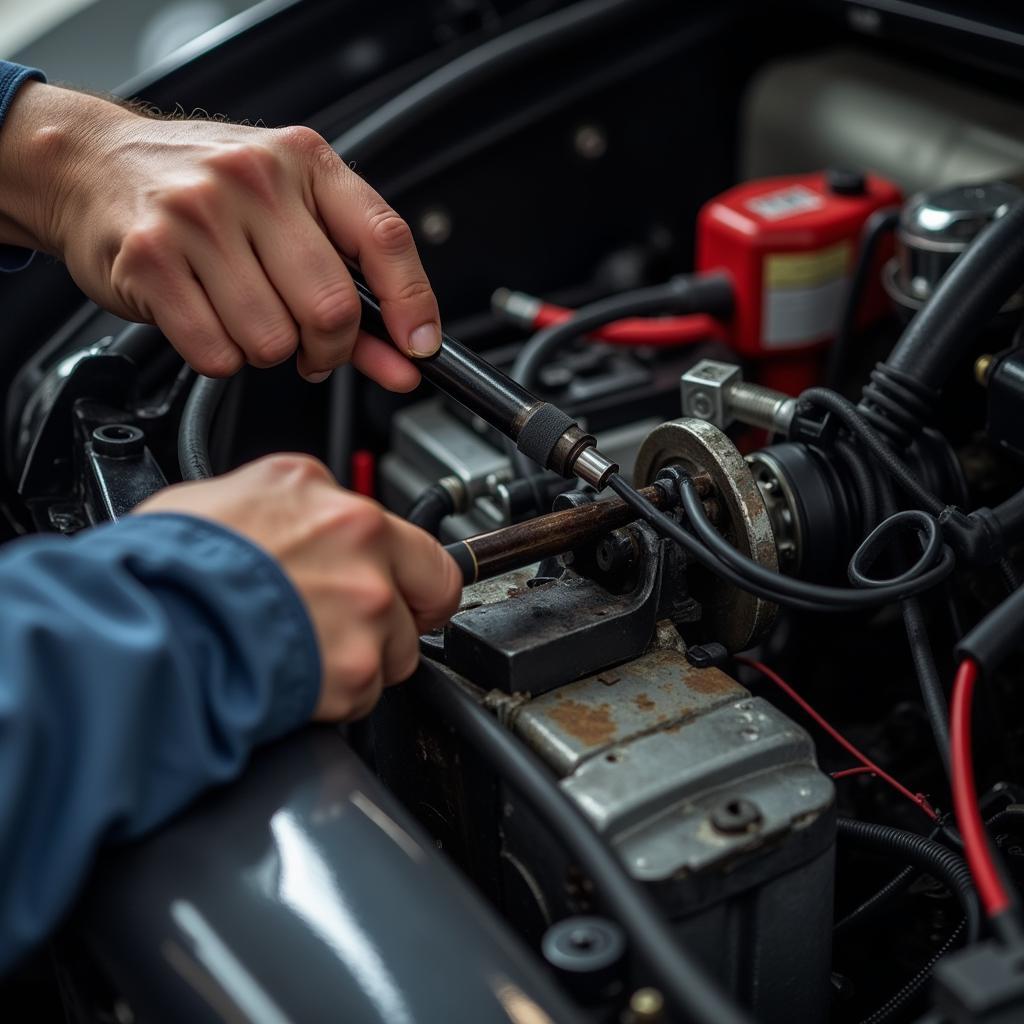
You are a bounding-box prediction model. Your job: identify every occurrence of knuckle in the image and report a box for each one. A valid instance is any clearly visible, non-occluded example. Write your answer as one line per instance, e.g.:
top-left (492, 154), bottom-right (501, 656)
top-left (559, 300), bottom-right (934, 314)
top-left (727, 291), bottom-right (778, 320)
top-left (394, 276), bottom-right (434, 305)
top-left (195, 345), bottom-right (245, 378)
top-left (350, 572), bottom-right (396, 619)
top-left (367, 207), bottom-right (414, 255)
top-left (265, 452), bottom-right (331, 485)
top-left (338, 644), bottom-right (383, 694)
top-left (206, 143), bottom-right (281, 200)
top-left (276, 124), bottom-right (331, 158)
top-left (116, 221), bottom-right (173, 274)
top-left (161, 178), bottom-right (223, 228)
top-left (335, 497), bottom-right (389, 544)
top-left (306, 284), bottom-right (361, 336)
top-left (249, 322), bottom-right (299, 366)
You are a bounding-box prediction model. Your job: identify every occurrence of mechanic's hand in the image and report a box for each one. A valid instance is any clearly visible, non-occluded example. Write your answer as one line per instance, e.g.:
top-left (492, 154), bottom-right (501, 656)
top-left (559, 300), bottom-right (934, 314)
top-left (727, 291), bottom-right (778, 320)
top-left (0, 82), bottom-right (440, 387)
top-left (136, 454), bottom-right (462, 720)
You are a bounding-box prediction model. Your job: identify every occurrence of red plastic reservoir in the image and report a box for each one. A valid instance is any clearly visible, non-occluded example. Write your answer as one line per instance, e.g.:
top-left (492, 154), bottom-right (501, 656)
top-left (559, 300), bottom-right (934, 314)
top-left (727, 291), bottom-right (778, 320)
top-left (696, 170), bottom-right (901, 391)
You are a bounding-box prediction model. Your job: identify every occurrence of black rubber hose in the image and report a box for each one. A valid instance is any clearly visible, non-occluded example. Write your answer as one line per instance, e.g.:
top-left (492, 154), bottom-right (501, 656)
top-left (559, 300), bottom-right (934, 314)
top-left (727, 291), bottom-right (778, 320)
top-left (901, 597), bottom-right (952, 777)
top-left (826, 207), bottom-right (900, 390)
top-left (992, 487), bottom-right (1024, 546)
top-left (407, 482), bottom-right (456, 535)
top-left (836, 437), bottom-right (879, 536)
top-left (659, 475), bottom-right (954, 611)
top-left (509, 274), bottom-right (734, 476)
top-left (511, 274), bottom-right (734, 393)
top-left (178, 375), bottom-right (228, 481)
top-left (860, 199), bottom-right (1024, 442)
top-left (836, 818), bottom-right (981, 943)
top-left (333, 0), bottom-right (657, 162)
top-left (413, 665), bottom-right (752, 1024)
top-left (799, 388), bottom-right (945, 515)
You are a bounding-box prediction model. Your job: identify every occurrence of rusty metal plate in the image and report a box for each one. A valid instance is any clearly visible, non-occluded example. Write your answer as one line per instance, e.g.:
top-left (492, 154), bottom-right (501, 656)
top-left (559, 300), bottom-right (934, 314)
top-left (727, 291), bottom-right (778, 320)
top-left (508, 647), bottom-right (746, 775)
top-left (633, 418), bottom-right (778, 651)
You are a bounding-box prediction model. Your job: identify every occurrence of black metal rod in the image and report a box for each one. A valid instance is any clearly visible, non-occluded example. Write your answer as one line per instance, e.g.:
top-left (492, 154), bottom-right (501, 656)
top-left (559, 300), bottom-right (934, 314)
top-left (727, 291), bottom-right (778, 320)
top-left (354, 280), bottom-right (539, 437)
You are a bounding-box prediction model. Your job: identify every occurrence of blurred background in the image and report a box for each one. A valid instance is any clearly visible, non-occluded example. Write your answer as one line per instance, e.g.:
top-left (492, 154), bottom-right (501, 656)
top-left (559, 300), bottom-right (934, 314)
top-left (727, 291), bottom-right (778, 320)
top-left (0, 0), bottom-right (266, 91)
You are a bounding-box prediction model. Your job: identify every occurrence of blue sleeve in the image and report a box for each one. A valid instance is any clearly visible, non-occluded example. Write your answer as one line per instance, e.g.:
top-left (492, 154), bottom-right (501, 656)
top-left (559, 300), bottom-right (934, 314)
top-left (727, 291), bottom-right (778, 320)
top-left (0, 513), bottom-right (320, 971)
top-left (0, 61), bottom-right (46, 272)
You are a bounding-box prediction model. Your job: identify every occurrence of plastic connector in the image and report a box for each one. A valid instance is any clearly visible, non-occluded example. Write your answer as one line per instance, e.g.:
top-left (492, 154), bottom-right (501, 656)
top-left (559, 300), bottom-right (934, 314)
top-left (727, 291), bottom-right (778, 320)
top-left (787, 400), bottom-right (841, 447)
top-left (939, 506), bottom-right (1007, 567)
top-left (934, 941), bottom-right (1024, 1023)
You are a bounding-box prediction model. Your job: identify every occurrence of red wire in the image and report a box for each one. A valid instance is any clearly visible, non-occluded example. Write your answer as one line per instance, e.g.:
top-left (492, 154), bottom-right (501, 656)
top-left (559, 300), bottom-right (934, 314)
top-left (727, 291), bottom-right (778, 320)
top-left (831, 766), bottom-right (878, 781)
top-left (532, 302), bottom-right (725, 347)
top-left (735, 656), bottom-right (938, 821)
top-left (951, 658), bottom-right (1012, 918)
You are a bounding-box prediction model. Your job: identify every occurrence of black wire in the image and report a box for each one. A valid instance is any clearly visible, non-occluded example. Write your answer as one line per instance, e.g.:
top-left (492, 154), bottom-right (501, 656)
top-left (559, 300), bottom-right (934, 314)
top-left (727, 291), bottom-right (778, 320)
top-left (834, 864), bottom-right (917, 936)
top-left (406, 482), bottom-right (456, 535)
top-left (826, 207), bottom-right (900, 390)
top-left (799, 388), bottom-right (945, 515)
top-left (901, 597), bottom-right (951, 778)
top-left (998, 556), bottom-right (1022, 594)
top-left (651, 474), bottom-right (954, 612)
top-left (508, 274), bottom-right (733, 477)
top-left (178, 375), bottom-right (228, 481)
top-left (836, 817), bottom-right (981, 943)
top-left (858, 919), bottom-right (965, 1024)
top-left (836, 437), bottom-right (879, 535)
top-left (412, 664), bottom-right (753, 1024)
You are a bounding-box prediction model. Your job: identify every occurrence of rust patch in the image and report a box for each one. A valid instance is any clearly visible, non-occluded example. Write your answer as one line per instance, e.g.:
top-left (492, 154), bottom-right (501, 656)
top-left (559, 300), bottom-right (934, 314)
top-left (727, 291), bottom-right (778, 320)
top-left (547, 699), bottom-right (616, 747)
top-left (634, 693), bottom-right (656, 712)
top-left (684, 668), bottom-right (740, 696)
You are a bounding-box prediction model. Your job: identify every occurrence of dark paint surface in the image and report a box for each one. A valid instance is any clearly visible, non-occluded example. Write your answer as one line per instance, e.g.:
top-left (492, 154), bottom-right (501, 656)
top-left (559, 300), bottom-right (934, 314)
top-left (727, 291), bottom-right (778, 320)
top-left (80, 727), bottom-right (582, 1023)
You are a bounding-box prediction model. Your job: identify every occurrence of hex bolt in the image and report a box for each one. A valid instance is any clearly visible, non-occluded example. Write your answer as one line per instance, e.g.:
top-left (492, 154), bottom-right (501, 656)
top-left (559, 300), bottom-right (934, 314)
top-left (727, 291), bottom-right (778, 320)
top-left (680, 359), bottom-right (797, 434)
top-left (710, 797), bottom-right (763, 835)
top-left (596, 528), bottom-right (637, 574)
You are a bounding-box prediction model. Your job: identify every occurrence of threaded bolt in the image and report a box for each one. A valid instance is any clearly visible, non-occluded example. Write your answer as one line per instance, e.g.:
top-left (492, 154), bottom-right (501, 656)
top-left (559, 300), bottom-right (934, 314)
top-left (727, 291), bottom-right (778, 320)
top-left (726, 382), bottom-right (797, 434)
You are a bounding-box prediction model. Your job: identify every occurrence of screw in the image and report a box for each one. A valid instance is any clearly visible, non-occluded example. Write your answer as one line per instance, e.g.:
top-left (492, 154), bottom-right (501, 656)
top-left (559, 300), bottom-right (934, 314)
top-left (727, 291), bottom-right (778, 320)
top-left (975, 353), bottom-right (994, 387)
top-left (710, 797), bottom-right (762, 835)
top-left (689, 391), bottom-right (715, 419)
top-left (627, 987), bottom-right (665, 1022)
top-left (419, 208), bottom-right (452, 245)
top-left (573, 123), bottom-right (607, 160)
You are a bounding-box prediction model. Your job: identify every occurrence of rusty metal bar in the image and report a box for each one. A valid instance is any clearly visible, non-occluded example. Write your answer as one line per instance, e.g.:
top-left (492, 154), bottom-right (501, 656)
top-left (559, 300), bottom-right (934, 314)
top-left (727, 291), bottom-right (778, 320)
top-left (445, 484), bottom-right (673, 585)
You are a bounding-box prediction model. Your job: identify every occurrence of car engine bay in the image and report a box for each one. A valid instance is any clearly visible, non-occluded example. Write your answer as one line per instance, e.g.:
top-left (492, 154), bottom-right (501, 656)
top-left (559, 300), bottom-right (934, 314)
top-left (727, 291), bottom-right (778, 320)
top-left (4, 2), bottom-right (1024, 1022)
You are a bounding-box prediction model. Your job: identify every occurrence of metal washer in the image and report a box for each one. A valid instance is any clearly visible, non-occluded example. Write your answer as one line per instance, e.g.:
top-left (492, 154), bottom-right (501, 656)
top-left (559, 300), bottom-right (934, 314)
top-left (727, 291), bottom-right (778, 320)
top-left (633, 418), bottom-right (778, 651)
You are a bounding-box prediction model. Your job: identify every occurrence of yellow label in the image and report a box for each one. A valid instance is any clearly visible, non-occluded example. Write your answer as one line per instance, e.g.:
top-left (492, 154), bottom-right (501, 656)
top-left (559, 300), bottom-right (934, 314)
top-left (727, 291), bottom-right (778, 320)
top-left (763, 241), bottom-right (852, 289)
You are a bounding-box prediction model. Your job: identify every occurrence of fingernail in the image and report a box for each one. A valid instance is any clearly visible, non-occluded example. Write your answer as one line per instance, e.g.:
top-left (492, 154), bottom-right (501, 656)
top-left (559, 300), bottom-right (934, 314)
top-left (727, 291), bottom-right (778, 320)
top-left (305, 370), bottom-right (332, 384)
top-left (408, 323), bottom-right (441, 357)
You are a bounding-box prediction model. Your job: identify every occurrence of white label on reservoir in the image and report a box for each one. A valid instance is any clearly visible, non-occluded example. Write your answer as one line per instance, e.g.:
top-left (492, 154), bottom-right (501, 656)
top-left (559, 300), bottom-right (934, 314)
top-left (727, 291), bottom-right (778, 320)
top-left (762, 241), bottom-right (852, 348)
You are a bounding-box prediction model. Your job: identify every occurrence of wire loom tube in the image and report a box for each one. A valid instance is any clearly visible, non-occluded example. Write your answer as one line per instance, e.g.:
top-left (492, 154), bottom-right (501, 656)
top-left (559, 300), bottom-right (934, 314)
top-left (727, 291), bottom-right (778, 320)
top-left (837, 817), bottom-right (981, 943)
top-left (412, 664), bottom-right (753, 1024)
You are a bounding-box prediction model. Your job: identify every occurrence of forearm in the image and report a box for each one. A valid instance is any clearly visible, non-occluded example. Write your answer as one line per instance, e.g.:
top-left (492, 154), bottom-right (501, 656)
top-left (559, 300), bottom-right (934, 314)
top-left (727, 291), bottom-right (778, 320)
top-left (0, 514), bottom-right (319, 971)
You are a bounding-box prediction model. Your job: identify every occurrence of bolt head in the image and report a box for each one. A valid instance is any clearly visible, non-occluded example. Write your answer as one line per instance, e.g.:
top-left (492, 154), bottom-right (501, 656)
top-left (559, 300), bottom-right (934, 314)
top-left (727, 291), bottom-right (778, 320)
top-left (710, 797), bottom-right (762, 835)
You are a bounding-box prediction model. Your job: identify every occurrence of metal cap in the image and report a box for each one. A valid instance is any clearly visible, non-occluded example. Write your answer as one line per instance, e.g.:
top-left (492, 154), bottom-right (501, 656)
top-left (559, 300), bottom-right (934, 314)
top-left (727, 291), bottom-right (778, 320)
top-left (889, 181), bottom-right (1024, 309)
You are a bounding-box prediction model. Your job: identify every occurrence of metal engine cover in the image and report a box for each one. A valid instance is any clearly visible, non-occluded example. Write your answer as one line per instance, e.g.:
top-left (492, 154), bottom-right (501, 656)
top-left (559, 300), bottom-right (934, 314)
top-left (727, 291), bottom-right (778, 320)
top-left (494, 640), bottom-right (835, 1024)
